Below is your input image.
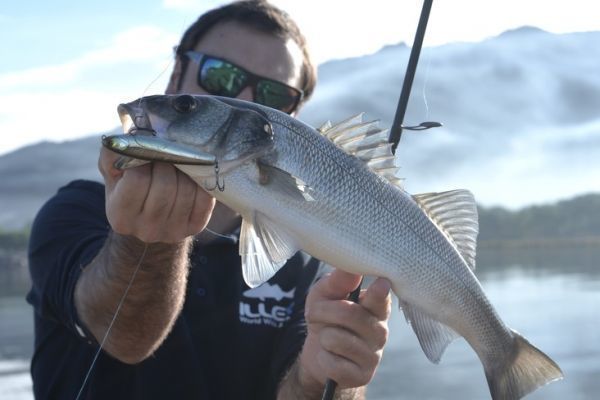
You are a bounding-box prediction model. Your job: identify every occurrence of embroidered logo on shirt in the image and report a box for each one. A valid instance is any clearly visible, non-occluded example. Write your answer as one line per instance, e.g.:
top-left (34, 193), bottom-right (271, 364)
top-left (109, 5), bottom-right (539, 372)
top-left (239, 283), bottom-right (296, 328)
top-left (242, 283), bottom-right (295, 301)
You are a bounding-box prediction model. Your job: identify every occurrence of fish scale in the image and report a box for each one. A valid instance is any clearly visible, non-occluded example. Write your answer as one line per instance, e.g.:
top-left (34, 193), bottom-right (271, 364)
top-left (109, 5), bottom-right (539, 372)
top-left (242, 109), bottom-right (511, 357)
top-left (104, 94), bottom-right (563, 400)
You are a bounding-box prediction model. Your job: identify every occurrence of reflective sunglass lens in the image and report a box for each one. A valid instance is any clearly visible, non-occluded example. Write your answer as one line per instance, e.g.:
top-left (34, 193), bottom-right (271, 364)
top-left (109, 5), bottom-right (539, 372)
top-left (256, 81), bottom-right (299, 113)
top-left (199, 58), bottom-right (246, 97)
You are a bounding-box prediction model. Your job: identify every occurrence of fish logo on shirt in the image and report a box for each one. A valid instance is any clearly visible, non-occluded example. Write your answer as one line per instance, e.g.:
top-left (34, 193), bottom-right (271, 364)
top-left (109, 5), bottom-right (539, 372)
top-left (239, 283), bottom-right (296, 328)
top-left (242, 283), bottom-right (295, 301)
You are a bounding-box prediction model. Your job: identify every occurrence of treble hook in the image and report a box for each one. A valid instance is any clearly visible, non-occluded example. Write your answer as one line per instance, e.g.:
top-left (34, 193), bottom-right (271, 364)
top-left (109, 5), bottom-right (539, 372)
top-left (205, 161), bottom-right (225, 192)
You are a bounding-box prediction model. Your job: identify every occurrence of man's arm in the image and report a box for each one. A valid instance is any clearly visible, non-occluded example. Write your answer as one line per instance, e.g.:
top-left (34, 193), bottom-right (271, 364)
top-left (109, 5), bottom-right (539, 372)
top-left (277, 270), bottom-right (392, 399)
top-left (277, 359), bottom-right (365, 400)
top-left (74, 148), bottom-right (214, 364)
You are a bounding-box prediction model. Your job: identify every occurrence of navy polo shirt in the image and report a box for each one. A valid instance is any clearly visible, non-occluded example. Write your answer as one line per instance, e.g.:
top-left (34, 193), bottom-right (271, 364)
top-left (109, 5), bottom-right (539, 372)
top-left (27, 180), bottom-right (324, 400)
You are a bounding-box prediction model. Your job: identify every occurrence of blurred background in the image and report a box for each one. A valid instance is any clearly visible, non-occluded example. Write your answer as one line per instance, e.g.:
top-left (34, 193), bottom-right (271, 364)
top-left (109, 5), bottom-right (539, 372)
top-left (1, 1), bottom-right (599, 399)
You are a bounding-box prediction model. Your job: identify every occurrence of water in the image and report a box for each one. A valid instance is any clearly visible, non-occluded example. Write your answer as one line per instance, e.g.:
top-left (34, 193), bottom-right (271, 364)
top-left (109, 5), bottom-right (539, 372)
top-left (369, 246), bottom-right (600, 399)
top-left (0, 297), bottom-right (32, 400)
top-left (1, 246), bottom-right (598, 399)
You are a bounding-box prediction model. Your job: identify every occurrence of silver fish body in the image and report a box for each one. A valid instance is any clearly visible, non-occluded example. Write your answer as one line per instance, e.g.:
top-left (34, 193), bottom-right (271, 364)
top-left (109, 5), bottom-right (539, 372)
top-left (105, 94), bottom-right (562, 399)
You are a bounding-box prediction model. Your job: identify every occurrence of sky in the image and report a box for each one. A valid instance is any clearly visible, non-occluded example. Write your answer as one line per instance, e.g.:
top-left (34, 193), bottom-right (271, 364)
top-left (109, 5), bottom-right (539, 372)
top-left (0, 0), bottom-right (598, 156)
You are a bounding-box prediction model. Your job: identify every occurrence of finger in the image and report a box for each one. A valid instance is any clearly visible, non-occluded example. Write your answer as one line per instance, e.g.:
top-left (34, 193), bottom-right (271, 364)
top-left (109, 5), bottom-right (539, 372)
top-left (316, 349), bottom-right (372, 389)
top-left (319, 326), bottom-right (379, 371)
top-left (141, 162), bottom-right (177, 219)
top-left (187, 187), bottom-right (215, 234)
top-left (106, 164), bottom-right (153, 234)
top-left (359, 278), bottom-right (392, 321)
top-left (170, 171), bottom-right (214, 237)
top-left (98, 147), bottom-right (124, 181)
top-left (168, 170), bottom-right (197, 220)
top-left (307, 301), bottom-right (387, 350)
top-left (313, 269), bottom-right (363, 301)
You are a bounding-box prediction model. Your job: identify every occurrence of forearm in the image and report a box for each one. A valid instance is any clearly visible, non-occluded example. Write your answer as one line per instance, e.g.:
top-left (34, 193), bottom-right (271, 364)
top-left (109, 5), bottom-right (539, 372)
top-left (277, 359), bottom-right (365, 400)
top-left (74, 231), bottom-right (192, 364)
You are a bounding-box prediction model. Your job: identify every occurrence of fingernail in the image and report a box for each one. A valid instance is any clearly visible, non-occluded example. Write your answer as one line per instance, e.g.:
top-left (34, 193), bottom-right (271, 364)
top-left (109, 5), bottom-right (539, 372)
top-left (373, 278), bottom-right (391, 297)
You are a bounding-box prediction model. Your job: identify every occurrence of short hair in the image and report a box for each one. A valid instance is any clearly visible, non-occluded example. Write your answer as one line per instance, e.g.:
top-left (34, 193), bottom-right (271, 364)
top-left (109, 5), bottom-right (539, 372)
top-left (175, 0), bottom-right (317, 105)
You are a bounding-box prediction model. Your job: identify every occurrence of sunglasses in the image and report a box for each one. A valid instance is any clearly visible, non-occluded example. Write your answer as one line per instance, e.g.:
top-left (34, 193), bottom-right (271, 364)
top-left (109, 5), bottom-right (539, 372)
top-left (185, 51), bottom-right (303, 114)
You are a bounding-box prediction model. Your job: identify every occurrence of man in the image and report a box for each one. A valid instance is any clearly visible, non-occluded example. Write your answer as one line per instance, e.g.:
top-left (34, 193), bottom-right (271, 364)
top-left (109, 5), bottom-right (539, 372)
top-left (27, 1), bottom-right (392, 399)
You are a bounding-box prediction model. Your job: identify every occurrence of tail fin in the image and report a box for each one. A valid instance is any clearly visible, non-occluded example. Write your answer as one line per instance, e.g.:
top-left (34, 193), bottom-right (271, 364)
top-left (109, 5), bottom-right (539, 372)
top-left (485, 330), bottom-right (563, 400)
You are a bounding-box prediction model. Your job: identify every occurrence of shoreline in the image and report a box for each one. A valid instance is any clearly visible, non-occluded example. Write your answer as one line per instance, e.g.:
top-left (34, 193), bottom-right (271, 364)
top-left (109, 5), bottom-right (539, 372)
top-left (479, 236), bottom-right (600, 249)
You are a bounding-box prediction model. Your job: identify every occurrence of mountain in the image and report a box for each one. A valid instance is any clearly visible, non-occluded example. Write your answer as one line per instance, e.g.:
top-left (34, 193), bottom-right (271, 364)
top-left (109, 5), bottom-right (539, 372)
top-left (1, 28), bottom-right (599, 230)
top-left (0, 133), bottom-right (108, 229)
top-left (298, 27), bottom-right (600, 208)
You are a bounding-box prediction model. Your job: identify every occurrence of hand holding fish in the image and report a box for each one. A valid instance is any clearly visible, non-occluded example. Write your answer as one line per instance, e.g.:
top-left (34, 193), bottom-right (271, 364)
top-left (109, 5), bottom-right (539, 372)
top-left (103, 95), bottom-right (563, 398)
top-left (98, 147), bottom-right (214, 243)
top-left (73, 148), bottom-right (215, 364)
top-left (298, 269), bottom-right (391, 393)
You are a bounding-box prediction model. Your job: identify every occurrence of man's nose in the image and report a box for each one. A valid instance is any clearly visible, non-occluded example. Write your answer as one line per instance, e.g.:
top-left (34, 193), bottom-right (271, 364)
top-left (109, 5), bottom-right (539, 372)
top-left (236, 87), bottom-right (254, 102)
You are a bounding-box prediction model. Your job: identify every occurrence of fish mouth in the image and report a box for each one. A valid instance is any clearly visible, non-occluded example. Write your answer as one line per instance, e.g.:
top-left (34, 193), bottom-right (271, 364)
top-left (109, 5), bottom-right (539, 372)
top-left (117, 102), bottom-right (169, 137)
top-left (108, 100), bottom-right (217, 166)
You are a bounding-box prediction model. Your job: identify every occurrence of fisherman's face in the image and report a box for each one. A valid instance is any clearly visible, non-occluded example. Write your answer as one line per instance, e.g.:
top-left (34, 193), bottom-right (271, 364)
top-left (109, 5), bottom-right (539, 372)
top-left (169, 20), bottom-right (304, 115)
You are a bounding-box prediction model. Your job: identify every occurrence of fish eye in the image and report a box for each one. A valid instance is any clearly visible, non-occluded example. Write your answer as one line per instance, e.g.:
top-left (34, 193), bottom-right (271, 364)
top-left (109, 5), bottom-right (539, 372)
top-left (172, 95), bottom-right (197, 113)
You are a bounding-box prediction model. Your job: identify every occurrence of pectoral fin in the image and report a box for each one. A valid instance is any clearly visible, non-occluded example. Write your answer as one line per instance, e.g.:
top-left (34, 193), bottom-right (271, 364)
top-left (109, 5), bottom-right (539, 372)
top-left (258, 164), bottom-right (315, 201)
top-left (240, 213), bottom-right (300, 287)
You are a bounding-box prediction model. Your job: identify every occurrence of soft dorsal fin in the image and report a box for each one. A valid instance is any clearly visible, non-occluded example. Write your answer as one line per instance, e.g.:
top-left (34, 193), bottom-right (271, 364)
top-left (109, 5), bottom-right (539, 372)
top-left (240, 213), bottom-right (300, 288)
top-left (413, 190), bottom-right (479, 270)
top-left (318, 114), bottom-right (402, 189)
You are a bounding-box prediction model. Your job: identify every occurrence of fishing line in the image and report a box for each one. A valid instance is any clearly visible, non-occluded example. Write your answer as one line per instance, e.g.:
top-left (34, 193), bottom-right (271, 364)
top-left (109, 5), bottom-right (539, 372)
top-left (136, 51), bottom-right (175, 110)
top-left (74, 243), bottom-right (149, 400)
top-left (145, 58), bottom-right (174, 95)
top-left (204, 227), bottom-right (236, 240)
top-left (135, 12), bottom-right (196, 109)
top-left (322, 1), bottom-right (435, 399)
top-left (421, 50), bottom-right (432, 120)
top-left (76, 14), bottom-right (197, 400)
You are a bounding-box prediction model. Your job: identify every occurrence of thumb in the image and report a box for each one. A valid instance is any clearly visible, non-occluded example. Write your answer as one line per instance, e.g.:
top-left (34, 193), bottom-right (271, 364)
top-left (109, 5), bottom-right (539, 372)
top-left (316, 268), bottom-right (363, 301)
top-left (98, 146), bottom-right (124, 182)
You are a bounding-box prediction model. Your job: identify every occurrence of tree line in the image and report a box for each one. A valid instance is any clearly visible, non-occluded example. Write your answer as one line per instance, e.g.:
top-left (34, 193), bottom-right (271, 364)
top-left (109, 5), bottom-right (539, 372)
top-left (1, 193), bottom-right (599, 250)
top-left (478, 193), bottom-right (600, 242)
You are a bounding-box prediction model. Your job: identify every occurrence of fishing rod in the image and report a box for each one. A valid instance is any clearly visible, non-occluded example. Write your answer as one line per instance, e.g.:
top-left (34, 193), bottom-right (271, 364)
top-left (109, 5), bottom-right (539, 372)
top-left (389, 0), bottom-right (440, 154)
top-left (321, 1), bottom-right (438, 398)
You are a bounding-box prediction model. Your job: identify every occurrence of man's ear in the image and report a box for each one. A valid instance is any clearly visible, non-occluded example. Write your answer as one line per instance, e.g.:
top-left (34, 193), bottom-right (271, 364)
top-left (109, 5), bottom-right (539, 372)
top-left (165, 58), bottom-right (183, 94)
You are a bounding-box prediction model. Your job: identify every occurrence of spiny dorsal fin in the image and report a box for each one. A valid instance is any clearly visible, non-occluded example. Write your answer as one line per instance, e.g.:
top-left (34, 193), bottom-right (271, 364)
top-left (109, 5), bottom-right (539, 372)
top-left (413, 190), bottom-right (479, 270)
top-left (318, 114), bottom-right (402, 189)
top-left (318, 113), bottom-right (364, 137)
top-left (317, 120), bottom-right (332, 133)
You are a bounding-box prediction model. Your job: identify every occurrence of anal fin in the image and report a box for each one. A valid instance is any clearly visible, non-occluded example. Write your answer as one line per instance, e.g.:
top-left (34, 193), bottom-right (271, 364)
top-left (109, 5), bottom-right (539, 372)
top-left (400, 301), bottom-right (459, 364)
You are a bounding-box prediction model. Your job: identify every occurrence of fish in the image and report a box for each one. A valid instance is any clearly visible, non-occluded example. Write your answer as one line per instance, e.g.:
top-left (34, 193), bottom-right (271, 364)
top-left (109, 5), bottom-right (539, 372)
top-left (243, 283), bottom-right (295, 301)
top-left (103, 94), bottom-right (563, 400)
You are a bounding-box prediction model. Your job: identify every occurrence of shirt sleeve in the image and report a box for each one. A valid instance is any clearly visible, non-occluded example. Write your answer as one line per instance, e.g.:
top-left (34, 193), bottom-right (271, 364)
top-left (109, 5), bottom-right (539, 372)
top-left (27, 180), bottom-right (109, 341)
